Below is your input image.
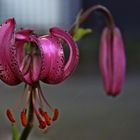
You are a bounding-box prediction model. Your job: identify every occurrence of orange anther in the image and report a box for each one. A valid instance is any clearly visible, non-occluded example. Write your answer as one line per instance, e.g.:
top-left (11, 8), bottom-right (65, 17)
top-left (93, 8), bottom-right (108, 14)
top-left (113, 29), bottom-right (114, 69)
top-left (38, 108), bottom-right (51, 126)
top-left (6, 109), bottom-right (15, 123)
top-left (38, 117), bottom-right (47, 129)
top-left (39, 120), bottom-right (47, 129)
top-left (21, 110), bottom-right (27, 127)
top-left (43, 112), bottom-right (51, 126)
top-left (36, 113), bottom-right (47, 129)
top-left (52, 108), bottom-right (59, 121)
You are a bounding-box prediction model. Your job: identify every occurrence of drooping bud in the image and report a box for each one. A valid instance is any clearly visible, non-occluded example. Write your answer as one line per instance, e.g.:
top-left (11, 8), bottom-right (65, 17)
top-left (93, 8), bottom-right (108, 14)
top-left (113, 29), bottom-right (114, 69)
top-left (99, 27), bottom-right (126, 96)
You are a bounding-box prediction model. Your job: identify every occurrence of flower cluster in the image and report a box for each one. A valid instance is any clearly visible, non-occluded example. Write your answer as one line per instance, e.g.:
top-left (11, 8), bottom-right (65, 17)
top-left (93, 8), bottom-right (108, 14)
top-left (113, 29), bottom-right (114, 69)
top-left (0, 18), bottom-right (79, 129)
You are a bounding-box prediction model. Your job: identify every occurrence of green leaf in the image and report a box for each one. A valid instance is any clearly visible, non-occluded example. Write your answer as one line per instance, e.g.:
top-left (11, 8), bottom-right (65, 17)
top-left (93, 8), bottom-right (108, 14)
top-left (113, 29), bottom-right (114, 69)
top-left (73, 28), bottom-right (92, 41)
top-left (72, 10), bottom-right (92, 41)
top-left (12, 123), bottom-right (20, 140)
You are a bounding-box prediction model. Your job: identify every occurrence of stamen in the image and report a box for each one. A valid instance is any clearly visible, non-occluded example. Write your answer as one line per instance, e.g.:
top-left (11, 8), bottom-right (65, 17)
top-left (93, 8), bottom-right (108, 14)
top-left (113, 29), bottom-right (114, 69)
top-left (23, 89), bottom-right (31, 111)
top-left (52, 108), bottom-right (59, 121)
top-left (38, 119), bottom-right (47, 129)
top-left (36, 113), bottom-right (47, 129)
top-left (20, 54), bottom-right (31, 75)
top-left (32, 90), bottom-right (46, 129)
top-left (21, 109), bottom-right (27, 127)
top-left (35, 88), bottom-right (43, 108)
top-left (38, 108), bottom-right (51, 126)
top-left (6, 109), bottom-right (15, 123)
top-left (43, 112), bottom-right (51, 126)
top-left (12, 85), bottom-right (28, 112)
top-left (38, 85), bottom-right (53, 111)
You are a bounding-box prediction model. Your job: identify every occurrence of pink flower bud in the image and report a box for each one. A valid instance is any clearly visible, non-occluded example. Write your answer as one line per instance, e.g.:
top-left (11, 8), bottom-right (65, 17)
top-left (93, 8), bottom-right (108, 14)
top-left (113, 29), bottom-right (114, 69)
top-left (99, 27), bottom-right (126, 96)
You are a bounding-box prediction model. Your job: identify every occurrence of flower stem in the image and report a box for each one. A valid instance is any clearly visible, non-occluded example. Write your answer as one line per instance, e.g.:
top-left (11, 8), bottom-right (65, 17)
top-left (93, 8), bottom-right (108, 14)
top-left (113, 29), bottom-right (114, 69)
top-left (20, 88), bottom-right (34, 140)
top-left (69, 4), bottom-right (115, 35)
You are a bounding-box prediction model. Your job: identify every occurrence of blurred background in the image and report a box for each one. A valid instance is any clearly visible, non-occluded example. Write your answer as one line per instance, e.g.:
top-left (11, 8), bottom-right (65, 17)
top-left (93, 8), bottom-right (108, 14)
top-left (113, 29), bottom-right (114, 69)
top-left (0, 0), bottom-right (140, 140)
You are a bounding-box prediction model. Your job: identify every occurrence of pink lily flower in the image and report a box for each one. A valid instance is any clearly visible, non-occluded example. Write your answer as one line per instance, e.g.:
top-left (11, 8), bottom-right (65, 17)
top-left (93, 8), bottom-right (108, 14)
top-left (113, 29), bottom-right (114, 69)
top-left (99, 27), bottom-right (126, 96)
top-left (0, 18), bottom-right (79, 129)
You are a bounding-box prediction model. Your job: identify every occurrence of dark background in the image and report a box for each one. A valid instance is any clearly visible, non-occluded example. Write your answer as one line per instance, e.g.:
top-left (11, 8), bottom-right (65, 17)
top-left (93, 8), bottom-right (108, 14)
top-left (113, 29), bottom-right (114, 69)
top-left (82, 0), bottom-right (140, 33)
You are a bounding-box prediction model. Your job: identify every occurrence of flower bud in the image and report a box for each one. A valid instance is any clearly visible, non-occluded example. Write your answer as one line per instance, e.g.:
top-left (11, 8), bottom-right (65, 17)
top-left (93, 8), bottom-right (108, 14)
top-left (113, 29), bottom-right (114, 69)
top-left (99, 27), bottom-right (126, 96)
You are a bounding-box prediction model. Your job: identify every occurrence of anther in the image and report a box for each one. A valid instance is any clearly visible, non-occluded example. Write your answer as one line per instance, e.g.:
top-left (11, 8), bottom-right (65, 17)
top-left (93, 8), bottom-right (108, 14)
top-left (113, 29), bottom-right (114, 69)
top-left (36, 112), bottom-right (47, 129)
top-left (38, 108), bottom-right (51, 126)
top-left (39, 120), bottom-right (47, 129)
top-left (52, 108), bottom-right (59, 121)
top-left (21, 110), bottom-right (27, 127)
top-left (43, 112), bottom-right (51, 126)
top-left (6, 109), bottom-right (15, 123)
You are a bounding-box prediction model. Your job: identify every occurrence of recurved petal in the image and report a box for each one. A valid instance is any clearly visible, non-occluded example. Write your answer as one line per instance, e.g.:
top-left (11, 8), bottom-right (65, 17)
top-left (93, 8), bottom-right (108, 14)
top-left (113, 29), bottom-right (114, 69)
top-left (0, 18), bottom-right (21, 85)
top-left (50, 27), bottom-right (79, 81)
top-left (38, 36), bottom-right (65, 84)
top-left (16, 29), bottom-right (33, 41)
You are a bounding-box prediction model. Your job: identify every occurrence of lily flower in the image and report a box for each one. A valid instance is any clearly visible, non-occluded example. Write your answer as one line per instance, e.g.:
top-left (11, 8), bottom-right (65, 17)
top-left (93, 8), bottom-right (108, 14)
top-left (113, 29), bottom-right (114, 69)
top-left (0, 18), bottom-right (79, 129)
top-left (99, 27), bottom-right (126, 96)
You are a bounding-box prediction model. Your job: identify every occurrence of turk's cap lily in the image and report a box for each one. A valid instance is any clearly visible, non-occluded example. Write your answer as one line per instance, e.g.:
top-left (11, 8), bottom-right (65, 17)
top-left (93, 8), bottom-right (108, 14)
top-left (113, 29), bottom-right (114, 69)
top-left (0, 18), bottom-right (79, 85)
top-left (0, 18), bottom-right (79, 130)
top-left (99, 26), bottom-right (126, 96)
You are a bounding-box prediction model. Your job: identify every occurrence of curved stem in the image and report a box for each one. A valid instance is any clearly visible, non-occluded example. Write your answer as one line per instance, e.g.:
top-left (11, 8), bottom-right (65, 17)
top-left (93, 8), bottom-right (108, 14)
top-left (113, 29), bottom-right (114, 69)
top-left (69, 4), bottom-right (115, 35)
top-left (20, 87), bottom-right (34, 140)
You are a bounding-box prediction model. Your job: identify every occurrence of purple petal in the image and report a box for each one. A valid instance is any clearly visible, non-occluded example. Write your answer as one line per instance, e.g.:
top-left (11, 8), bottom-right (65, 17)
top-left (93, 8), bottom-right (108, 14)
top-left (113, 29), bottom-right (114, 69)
top-left (50, 27), bottom-right (79, 80)
top-left (16, 29), bottom-right (33, 41)
top-left (38, 35), bottom-right (65, 84)
top-left (0, 18), bottom-right (21, 85)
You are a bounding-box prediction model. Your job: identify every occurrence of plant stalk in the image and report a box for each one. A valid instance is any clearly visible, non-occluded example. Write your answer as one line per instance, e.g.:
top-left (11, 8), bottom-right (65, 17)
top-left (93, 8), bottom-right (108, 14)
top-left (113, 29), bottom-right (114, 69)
top-left (20, 88), bottom-right (34, 140)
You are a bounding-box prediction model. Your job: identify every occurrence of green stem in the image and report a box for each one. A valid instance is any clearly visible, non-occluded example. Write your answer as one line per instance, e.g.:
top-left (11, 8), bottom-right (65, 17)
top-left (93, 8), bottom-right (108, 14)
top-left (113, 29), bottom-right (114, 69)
top-left (69, 4), bottom-right (115, 35)
top-left (20, 88), bottom-right (34, 140)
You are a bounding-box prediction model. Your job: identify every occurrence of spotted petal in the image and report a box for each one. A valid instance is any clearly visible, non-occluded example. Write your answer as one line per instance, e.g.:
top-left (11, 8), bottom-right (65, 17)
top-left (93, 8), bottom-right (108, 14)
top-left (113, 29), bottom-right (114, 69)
top-left (0, 18), bottom-right (21, 85)
top-left (50, 27), bottom-right (79, 81)
top-left (38, 35), bottom-right (65, 84)
top-left (38, 27), bottom-right (79, 84)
